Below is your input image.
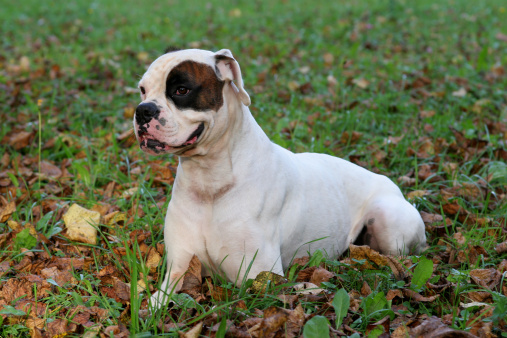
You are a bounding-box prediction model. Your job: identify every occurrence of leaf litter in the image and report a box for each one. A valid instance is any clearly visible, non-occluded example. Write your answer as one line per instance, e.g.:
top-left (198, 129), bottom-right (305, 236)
top-left (1, 1), bottom-right (507, 337)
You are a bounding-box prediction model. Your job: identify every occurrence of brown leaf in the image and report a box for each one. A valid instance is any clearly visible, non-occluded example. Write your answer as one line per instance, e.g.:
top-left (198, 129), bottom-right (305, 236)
top-left (179, 255), bottom-right (202, 298)
top-left (104, 323), bottom-right (130, 338)
top-left (0, 196), bottom-right (16, 223)
top-left (498, 260), bottom-right (507, 273)
top-left (208, 283), bottom-right (232, 302)
top-left (346, 245), bottom-right (406, 280)
top-left (420, 211), bottom-right (443, 224)
top-left (467, 291), bottom-right (492, 303)
top-left (402, 288), bottom-right (439, 302)
top-left (366, 315), bottom-right (390, 336)
top-left (47, 319), bottom-right (78, 337)
top-left (292, 256), bottom-right (310, 266)
top-left (495, 241), bottom-right (507, 254)
top-left (8, 131), bottom-right (33, 150)
top-left (391, 325), bottom-right (410, 338)
top-left (40, 266), bottom-right (77, 286)
top-left (470, 268), bottom-right (501, 290)
top-left (112, 277), bottom-right (131, 301)
top-left (286, 303), bottom-right (305, 337)
top-left (410, 316), bottom-right (477, 338)
top-left (386, 289), bottom-right (403, 301)
top-left (0, 260), bottom-right (11, 278)
top-left (361, 281), bottom-right (372, 296)
top-left (259, 306), bottom-right (289, 337)
top-left (277, 294), bottom-right (299, 308)
top-left (309, 267), bottom-right (334, 286)
top-left (40, 160), bottom-right (62, 178)
top-left (496, 32), bottom-right (507, 42)
top-left (419, 110), bottom-right (436, 118)
top-left (296, 266), bottom-right (316, 282)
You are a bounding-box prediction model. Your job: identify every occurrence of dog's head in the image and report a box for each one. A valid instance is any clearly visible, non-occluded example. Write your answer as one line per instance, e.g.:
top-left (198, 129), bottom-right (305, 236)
top-left (133, 49), bottom-right (250, 156)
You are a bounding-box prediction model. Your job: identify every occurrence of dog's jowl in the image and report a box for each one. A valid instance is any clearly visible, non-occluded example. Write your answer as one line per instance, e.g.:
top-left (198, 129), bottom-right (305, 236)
top-left (133, 49), bottom-right (427, 309)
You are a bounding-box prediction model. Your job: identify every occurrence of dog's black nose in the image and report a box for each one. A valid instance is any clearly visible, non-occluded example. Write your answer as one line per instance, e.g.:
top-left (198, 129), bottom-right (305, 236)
top-left (135, 102), bottom-right (160, 125)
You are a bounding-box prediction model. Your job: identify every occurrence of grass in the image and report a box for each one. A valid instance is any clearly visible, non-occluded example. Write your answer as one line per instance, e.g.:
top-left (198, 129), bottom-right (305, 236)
top-left (1, 0), bottom-right (506, 336)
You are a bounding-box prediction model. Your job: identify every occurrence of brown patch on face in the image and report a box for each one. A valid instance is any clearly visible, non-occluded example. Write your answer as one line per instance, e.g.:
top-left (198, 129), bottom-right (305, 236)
top-left (165, 61), bottom-right (224, 112)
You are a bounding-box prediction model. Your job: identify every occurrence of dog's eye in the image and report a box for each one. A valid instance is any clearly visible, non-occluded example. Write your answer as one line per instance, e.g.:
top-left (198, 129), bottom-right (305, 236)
top-left (175, 87), bottom-right (190, 96)
top-left (140, 86), bottom-right (146, 95)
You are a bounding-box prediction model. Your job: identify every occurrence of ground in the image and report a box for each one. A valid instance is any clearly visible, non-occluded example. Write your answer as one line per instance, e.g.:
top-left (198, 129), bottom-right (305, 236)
top-left (0, 0), bottom-right (506, 337)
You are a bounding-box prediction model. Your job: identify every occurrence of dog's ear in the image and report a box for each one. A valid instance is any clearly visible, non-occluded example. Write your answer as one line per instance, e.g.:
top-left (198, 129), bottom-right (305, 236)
top-left (214, 49), bottom-right (251, 106)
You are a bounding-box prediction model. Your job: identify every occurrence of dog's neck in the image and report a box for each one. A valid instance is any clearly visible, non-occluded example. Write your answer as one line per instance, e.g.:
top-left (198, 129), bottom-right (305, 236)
top-left (175, 98), bottom-right (270, 203)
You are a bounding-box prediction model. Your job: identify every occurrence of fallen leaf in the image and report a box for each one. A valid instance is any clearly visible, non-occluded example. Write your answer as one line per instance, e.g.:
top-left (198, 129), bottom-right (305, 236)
top-left (293, 282), bottom-right (324, 295)
top-left (496, 32), bottom-right (507, 42)
top-left (251, 271), bottom-right (287, 293)
top-left (470, 268), bottom-right (501, 290)
top-left (309, 267), bottom-right (334, 286)
top-left (63, 204), bottom-right (100, 245)
top-left (347, 245), bottom-right (406, 280)
top-left (112, 277), bottom-right (131, 301)
top-left (495, 241), bottom-right (507, 254)
top-left (8, 131), bottom-right (33, 150)
top-left (402, 288), bottom-right (439, 302)
top-left (259, 306), bottom-right (289, 337)
top-left (0, 196), bottom-right (16, 223)
top-left (452, 87), bottom-right (467, 97)
top-left (361, 281), bottom-right (372, 296)
top-left (180, 322), bottom-right (203, 338)
top-left (420, 211), bottom-right (443, 224)
top-left (410, 316), bottom-right (476, 337)
top-left (179, 255), bottom-right (202, 299)
top-left (352, 78), bottom-right (369, 89)
top-left (407, 190), bottom-right (431, 199)
top-left (323, 53), bottom-right (334, 67)
top-left (40, 161), bottom-right (62, 178)
top-left (146, 247), bottom-right (162, 273)
top-left (419, 110), bottom-right (436, 118)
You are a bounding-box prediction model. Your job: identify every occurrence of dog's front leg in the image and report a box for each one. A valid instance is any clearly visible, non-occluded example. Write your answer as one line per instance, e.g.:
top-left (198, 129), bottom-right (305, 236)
top-left (148, 243), bottom-right (194, 310)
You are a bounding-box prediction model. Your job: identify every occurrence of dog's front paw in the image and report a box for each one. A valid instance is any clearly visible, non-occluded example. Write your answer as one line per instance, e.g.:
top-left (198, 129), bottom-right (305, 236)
top-left (148, 290), bottom-right (175, 312)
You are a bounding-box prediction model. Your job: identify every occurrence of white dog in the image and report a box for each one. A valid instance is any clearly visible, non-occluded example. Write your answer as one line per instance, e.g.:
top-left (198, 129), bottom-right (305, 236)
top-left (133, 49), bottom-right (427, 308)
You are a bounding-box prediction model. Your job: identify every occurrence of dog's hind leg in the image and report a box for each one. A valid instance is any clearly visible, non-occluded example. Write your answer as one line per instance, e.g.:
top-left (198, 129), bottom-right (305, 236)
top-left (352, 195), bottom-right (427, 255)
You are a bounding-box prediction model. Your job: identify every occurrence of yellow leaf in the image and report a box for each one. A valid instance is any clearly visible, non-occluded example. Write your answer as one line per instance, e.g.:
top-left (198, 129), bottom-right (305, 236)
top-left (352, 78), bottom-right (369, 89)
top-left (63, 204), bottom-right (100, 245)
top-left (452, 87), bottom-right (467, 97)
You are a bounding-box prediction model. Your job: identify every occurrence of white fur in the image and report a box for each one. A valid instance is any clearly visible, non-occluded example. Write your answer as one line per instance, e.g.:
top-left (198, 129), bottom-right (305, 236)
top-left (133, 49), bottom-right (427, 309)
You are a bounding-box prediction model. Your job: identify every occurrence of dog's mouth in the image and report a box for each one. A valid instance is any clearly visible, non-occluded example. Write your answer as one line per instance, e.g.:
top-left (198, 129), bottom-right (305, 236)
top-left (138, 122), bottom-right (205, 154)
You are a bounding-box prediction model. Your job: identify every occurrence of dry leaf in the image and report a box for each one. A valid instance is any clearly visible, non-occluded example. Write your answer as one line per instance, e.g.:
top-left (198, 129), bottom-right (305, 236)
top-left (179, 255), bottom-right (202, 299)
top-left (0, 196), bottom-right (16, 223)
top-left (309, 267), bottom-right (334, 286)
top-left (470, 269), bottom-right (501, 290)
top-left (40, 161), bottom-right (62, 178)
top-left (251, 271), bottom-right (287, 293)
top-left (402, 288), bottom-right (439, 302)
top-left (180, 322), bottom-right (202, 338)
top-left (292, 282), bottom-right (324, 295)
top-left (352, 78), bottom-right (369, 89)
top-left (495, 241), bottom-right (507, 254)
top-left (407, 190), bottom-right (430, 199)
top-left (63, 204), bottom-right (100, 245)
top-left (452, 87), bottom-right (467, 97)
top-left (410, 316), bottom-right (476, 337)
